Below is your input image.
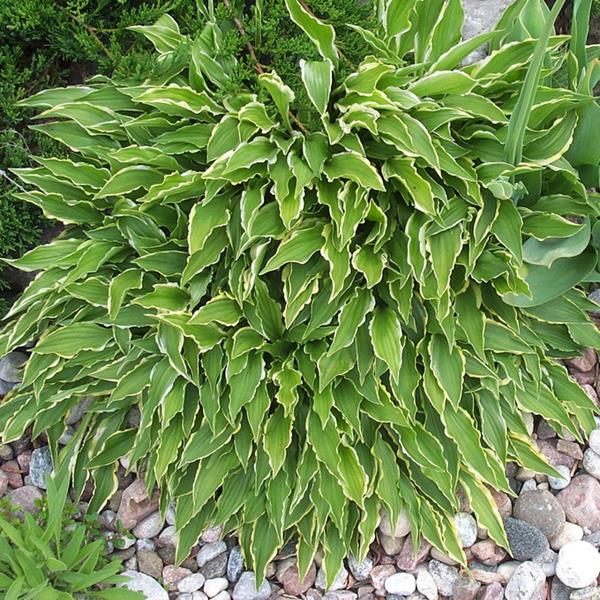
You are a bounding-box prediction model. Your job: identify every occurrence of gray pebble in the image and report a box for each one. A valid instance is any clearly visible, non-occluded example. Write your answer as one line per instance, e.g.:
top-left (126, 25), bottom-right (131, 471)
top-left (504, 517), bottom-right (549, 560)
top-left (232, 572), bottom-right (270, 600)
top-left (0, 351), bottom-right (27, 383)
top-left (549, 465), bottom-right (572, 491)
top-left (505, 561), bottom-right (546, 600)
top-left (428, 560), bottom-right (458, 597)
top-left (227, 546), bottom-right (244, 583)
top-left (29, 446), bottom-right (53, 489)
top-left (583, 449), bottom-right (600, 480)
top-left (197, 542), bottom-right (227, 568)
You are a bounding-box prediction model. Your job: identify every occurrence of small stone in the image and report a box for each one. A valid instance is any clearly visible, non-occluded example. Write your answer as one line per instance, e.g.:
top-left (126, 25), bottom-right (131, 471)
top-left (454, 512), bottom-right (478, 547)
top-left (379, 532), bottom-right (404, 555)
top-left (584, 448), bottom-right (600, 480)
top-left (551, 575), bottom-right (573, 600)
top-left (557, 475), bottom-right (600, 531)
top-left (538, 439), bottom-right (577, 469)
top-left (430, 548), bottom-right (459, 566)
top-left (521, 479), bottom-right (537, 493)
top-left (133, 511), bottom-right (163, 539)
top-left (504, 517), bottom-right (549, 560)
top-left (379, 509), bottom-right (411, 538)
top-left (533, 548), bottom-right (558, 577)
top-left (113, 533), bottom-right (136, 550)
top-left (0, 470), bottom-right (7, 497)
top-left (470, 540), bottom-right (506, 566)
top-left (166, 502), bottom-right (176, 526)
top-left (476, 582), bottom-right (503, 600)
top-left (416, 569), bottom-right (438, 600)
top-left (428, 560), bottom-right (458, 597)
top-left (201, 526), bottom-right (223, 543)
top-left (6, 485), bottom-right (42, 514)
top-left (556, 541), bottom-right (600, 588)
top-left (29, 446), bottom-right (53, 489)
top-left (557, 441), bottom-right (583, 461)
top-left (232, 572), bottom-right (271, 600)
top-left (396, 535), bottom-right (431, 570)
top-left (570, 586), bottom-right (600, 600)
top-left (316, 567), bottom-right (348, 592)
top-left (490, 491), bottom-right (512, 518)
top-left (517, 468), bottom-right (537, 482)
top-left (497, 561), bottom-right (521, 584)
top-left (584, 531), bottom-right (600, 548)
top-left (370, 565), bottom-right (396, 591)
top-left (227, 546), bottom-right (244, 583)
top-left (590, 430), bottom-right (600, 454)
top-left (453, 573), bottom-right (480, 600)
top-left (193, 593), bottom-right (209, 600)
top-left (124, 555), bottom-right (137, 570)
top-left (158, 545), bottom-right (176, 565)
top-left (567, 348), bottom-right (597, 372)
top-left (348, 556), bottom-right (373, 582)
top-left (0, 352), bottom-right (27, 383)
top-left (138, 550), bottom-right (164, 580)
top-left (385, 573), bottom-right (416, 596)
top-left (164, 566), bottom-right (193, 591)
top-left (117, 479), bottom-right (159, 529)
top-left (158, 525), bottom-right (178, 547)
top-left (199, 553), bottom-right (228, 579)
top-left (137, 539), bottom-right (156, 552)
top-left (551, 523), bottom-right (584, 551)
top-left (322, 592), bottom-right (357, 600)
top-left (64, 397), bottom-right (93, 425)
top-left (118, 570), bottom-right (168, 600)
top-left (204, 578), bottom-right (229, 598)
top-left (0, 444), bottom-right (14, 461)
top-left (178, 573), bottom-right (206, 593)
top-left (505, 562), bottom-right (546, 600)
top-left (282, 563), bottom-right (316, 595)
top-left (197, 542), bottom-right (227, 568)
top-left (514, 489), bottom-right (566, 539)
top-left (211, 593), bottom-right (229, 600)
top-left (549, 465), bottom-right (572, 491)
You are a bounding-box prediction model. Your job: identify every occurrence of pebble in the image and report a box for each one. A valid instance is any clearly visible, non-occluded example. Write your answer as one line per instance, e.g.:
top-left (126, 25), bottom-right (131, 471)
top-left (491, 490), bottom-right (512, 518)
top-left (370, 564), bottom-right (396, 591)
top-left (0, 470), bottom-right (7, 497)
top-left (532, 548), bottom-right (558, 577)
top-left (429, 548), bottom-right (459, 566)
top-left (199, 553), bottom-right (227, 579)
top-left (29, 446), bottom-right (53, 489)
top-left (583, 448), bottom-right (600, 480)
top-left (416, 569), bottom-right (438, 600)
top-left (428, 560), bottom-right (458, 597)
top-left (505, 561), bottom-right (546, 600)
top-left (571, 587), bottom-right (600, 600)
top-left (118, 570), bottom-right (168, 600)
top-left (477, 582), bottom-right (504, 600)
top-left (556, 541), bottom-right (600, 588)
top-left (348, 556), bottom-right (373, 582)
top-left (513, 490), bottom-right (566, 539)
top-left (385, 573), bottom-right (416, 596)
top-left (522, 480), bottom-right (537, 493)
top-left (178, 573), bottom-right (207, 593)
top-left (138, 550), bottom-right (164, 580)
top-left (470, 540), bottom-right (506, 566)
top-left (164, 566), bottom-right (193, 591)
top-left (497, 561), bottom-right (522, 584)
top-left (568, 348), bottom-right (597, 372)
top-left (133, 511), bottom-right (163, 539)
top-left (166, 502), bottom-right (176, 526)
top-left (137, 538), bottom-right (156, 552)
top-left (212, 593), bottom-right (230, 600)
top-left (453, 573), bottom-right (480, 600)
top-left (6, 485), bottom-right (42, 514)
top-left (379, 532), bottom-right (404, 555)
top-left (281, 564), bottom-right (316, 596)
top-left (202, 577), bottom-right (229, 598)
top-left (0, 352), bottom-right (27, 383)
top-left (117, 479), bottom-right (159, 529)
top-left (158, 525), bottom-right (178, 547)
top-left (316, 567), bottom-right (348, 592)
top-left (589, 430), bottom-right (600, 454)
top-left (227, 546), bottom-right (244, 583)
top-left (548, 465), bottom-right (572, 491)
top-left (197, 542), bottom-right (227, 568)
top-left (504, 517), bottom-right (549, 560)
top-left (557, 440), bottom-right (583, 461)
top-left (0, 444), bottom-right (14, 461)
top-left (201, 526), bottom-right (223, 543)
top-left (551, 522), bottom-right (584, 551)
top-left (396, 536), bottom-right (431, 570)
top-left (550, 575), bottom-right (573, 600)
top-left (454, 512), bottom-right (478, 547)
top-left (379, 509), bottom-right (411, 538)
top-left (232, 572), bottom-right (271, 600)
top-left (557, 475), bottom-right (600, 531)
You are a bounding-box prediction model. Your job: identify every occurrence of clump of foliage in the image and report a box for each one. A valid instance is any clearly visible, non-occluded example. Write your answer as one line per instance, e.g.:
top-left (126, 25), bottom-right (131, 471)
top-left (0, 469), bottom-right (141, 599)
top-left (1, 0), bottom-right (599, 585)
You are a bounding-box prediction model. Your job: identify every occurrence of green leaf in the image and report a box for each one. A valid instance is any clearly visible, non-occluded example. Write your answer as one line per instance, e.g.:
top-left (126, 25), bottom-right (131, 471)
top-left (324, 152), bottom-right (385, 191)
top-left (369, 307), bottom-right (403, 381)
top-left (300, 59), bottom-right (333, 115)
top-left (35, 324), bottom-right (113, 358)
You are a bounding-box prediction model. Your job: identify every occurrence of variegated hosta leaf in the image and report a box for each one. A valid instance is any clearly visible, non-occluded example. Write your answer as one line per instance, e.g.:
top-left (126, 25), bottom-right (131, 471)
top-left (1, 0), bottom-right (598, 588)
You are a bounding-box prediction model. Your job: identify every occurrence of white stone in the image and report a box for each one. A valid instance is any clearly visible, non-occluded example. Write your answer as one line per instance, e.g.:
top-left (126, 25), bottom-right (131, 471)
top-left (379, 532), bottom-right (404, 555)
top-left (197, 541), bottom-right (227, 567)
top-left (348, 555), bottom-right (373, 582)
top-left (497, 561), bottom-right (521, 584)
top-left (158, 525), bottom-right (178, 547)
top-left (556, 541), bottom-right (600, 588)
top-left (505, 562), bottom-right (546, 600)
top-left (590, 429), bottom-right (600, 455)
top-left (532, 549), bottom-right (558, 577)
top-left (315, 567), bottom-right (348, 592)
top-left (204, 578), bottom-right (229, 598)
top-left (521, 479), bottom-right (537, 493)
top-left (192, 593), bottom-right (209, 600)
top-left (118, 570), bottom-right (169, 600)
top-left (548, 465), bottom-right (572, 491)
top-left (179, 573), bottom-right (207, 593)
top-left (384, 573), bottom-right (416, 596)
top-left (550, 522), bottom-right (584, 551)
top-left (583, 448), bottom-right (600, 480)
top-left (166, 502), bottom-right (176, 526)
top-left (212, 592), bottom-right (230, 600)
top-left (133, 512), bottom-right (164, 539)
top-left (379, 509), bottom-right (411, 538)
top-left (416, 569), bottom-right (438, 600)
top-left (453, 512), bottom-right (477, 547)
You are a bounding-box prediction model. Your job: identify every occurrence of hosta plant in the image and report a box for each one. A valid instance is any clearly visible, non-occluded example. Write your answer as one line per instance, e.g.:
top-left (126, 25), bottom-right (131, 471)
top-left (1, 0), bottom-right (600, 584)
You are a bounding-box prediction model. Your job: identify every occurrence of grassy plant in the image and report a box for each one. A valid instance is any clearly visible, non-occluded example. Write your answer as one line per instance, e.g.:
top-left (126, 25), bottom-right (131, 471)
top-left (0, 0), bottom-right (599, 586)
